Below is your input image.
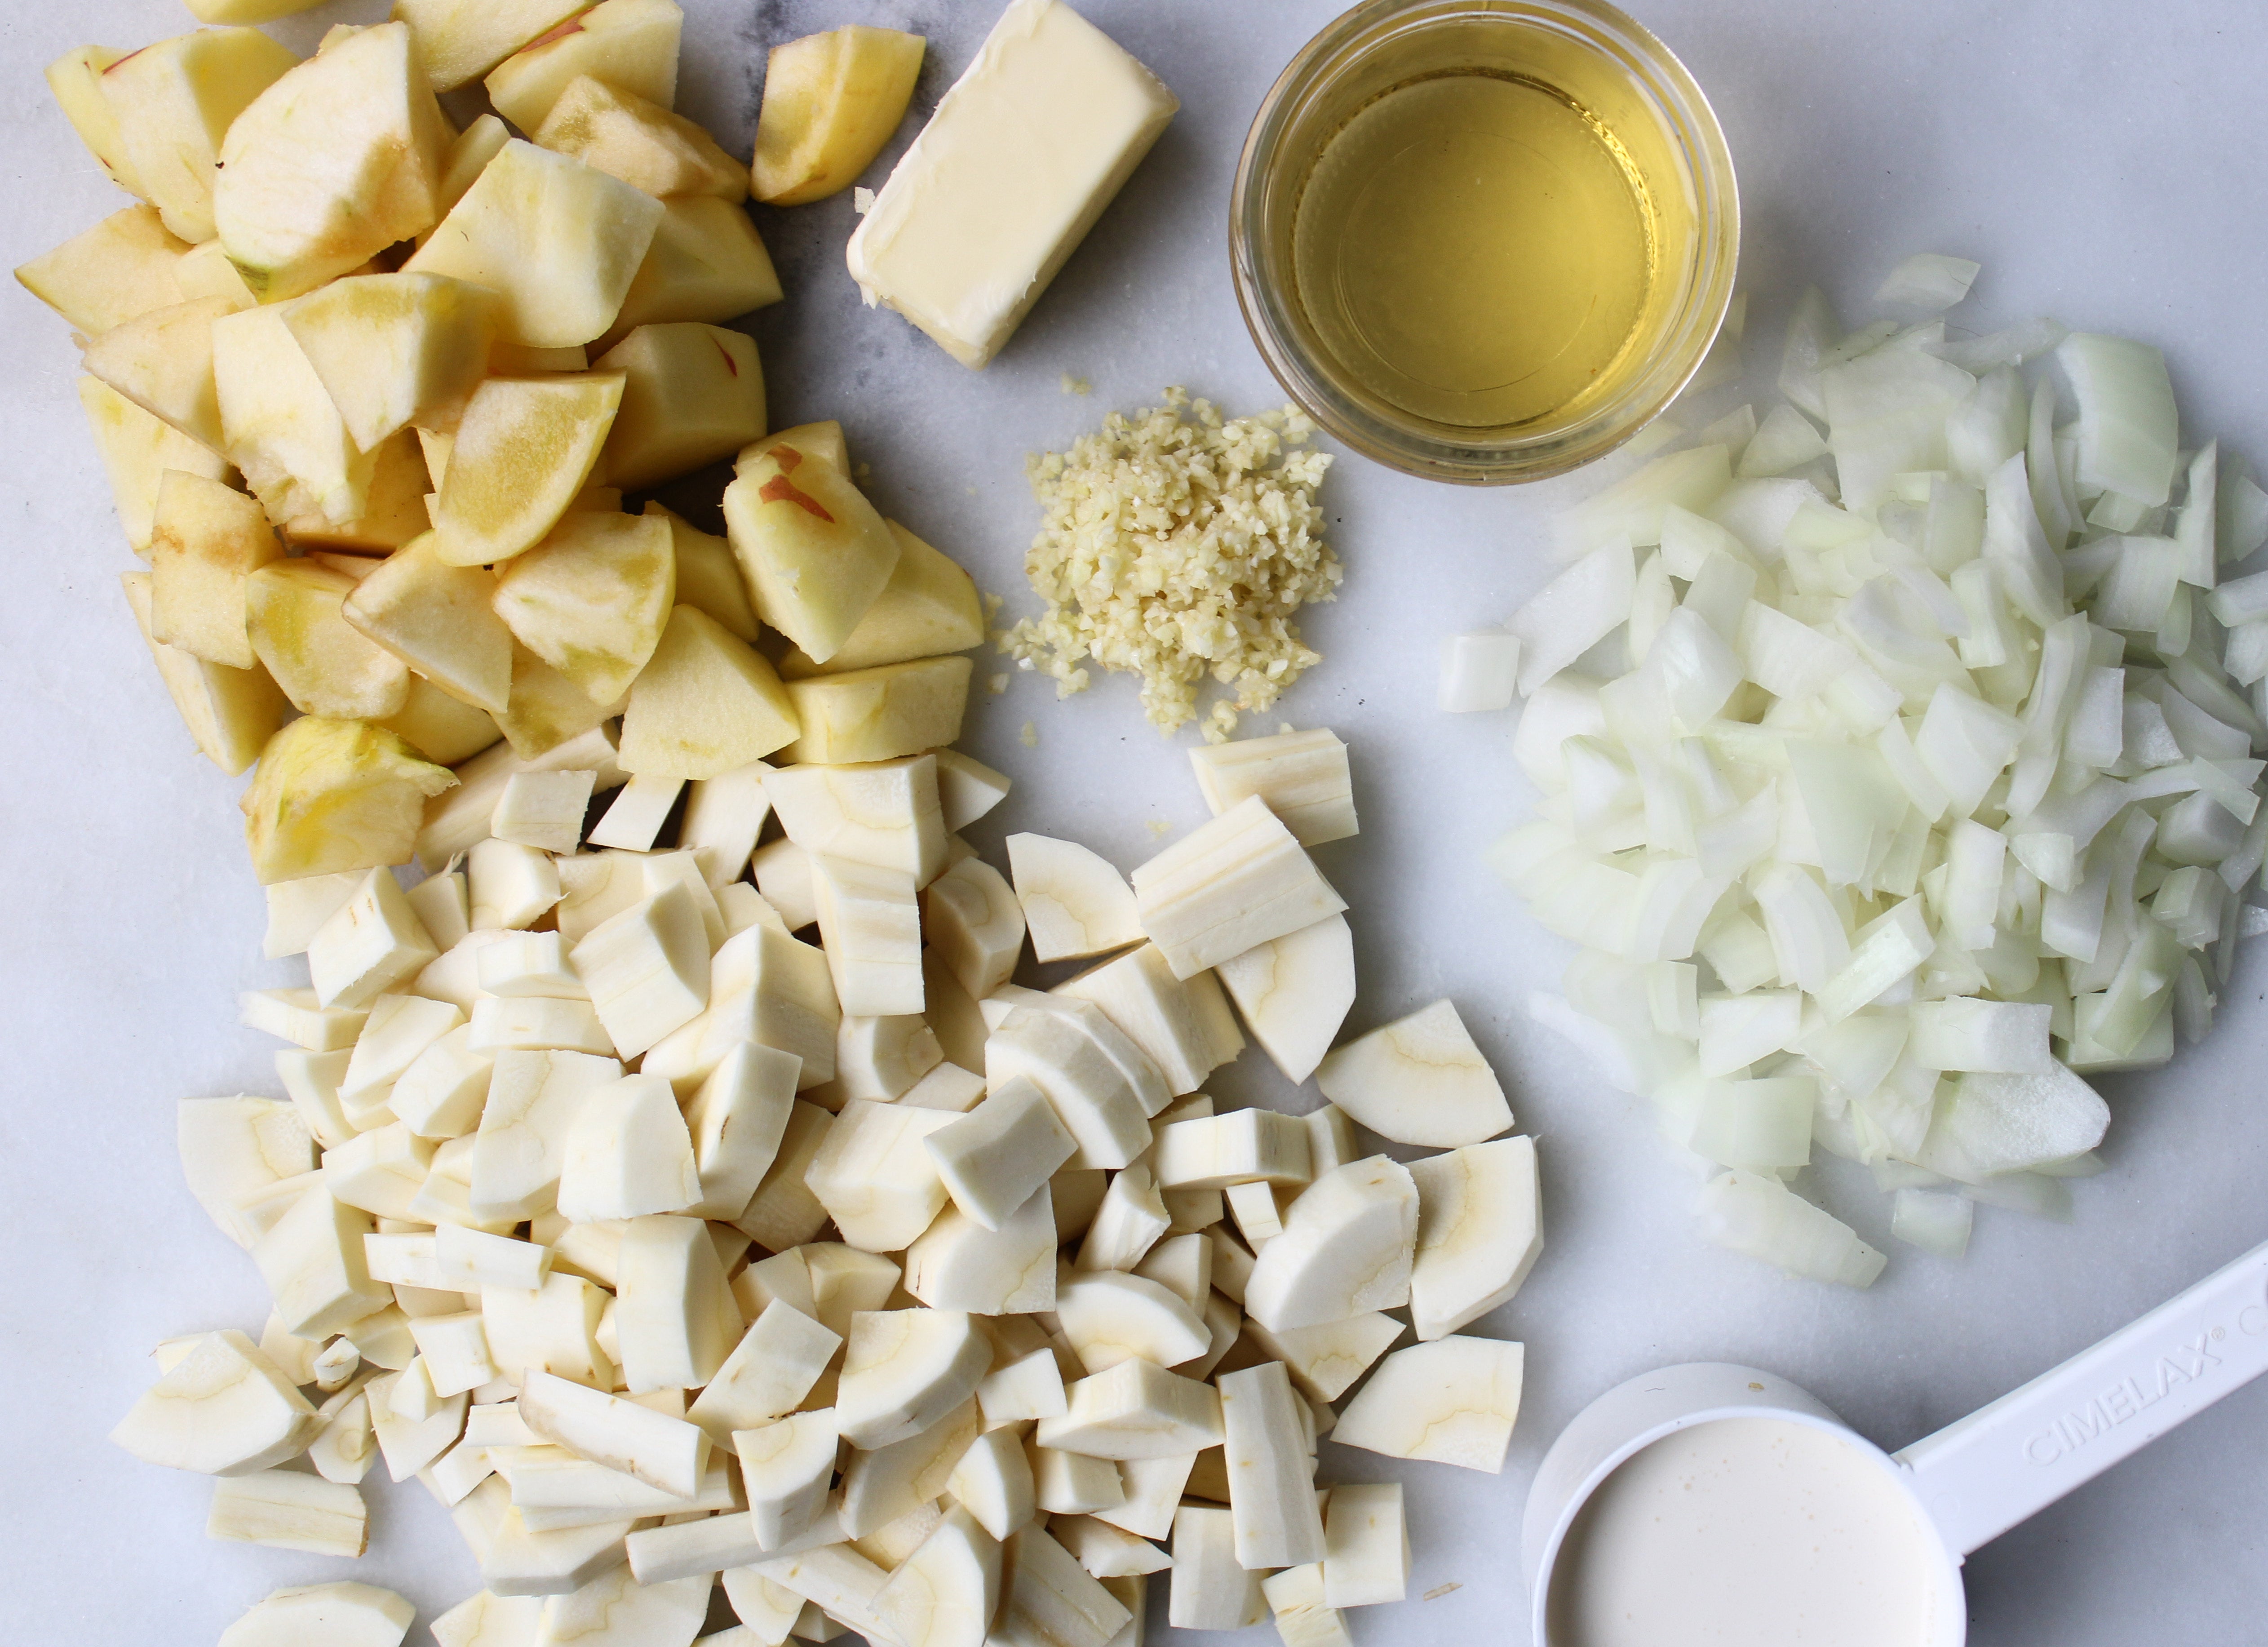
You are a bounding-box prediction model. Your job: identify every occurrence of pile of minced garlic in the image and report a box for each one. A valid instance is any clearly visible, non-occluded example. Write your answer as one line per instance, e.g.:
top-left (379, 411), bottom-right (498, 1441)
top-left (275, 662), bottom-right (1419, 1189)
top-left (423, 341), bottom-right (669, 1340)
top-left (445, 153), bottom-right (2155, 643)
top-left (999, 388), bottom-right (1340, 741)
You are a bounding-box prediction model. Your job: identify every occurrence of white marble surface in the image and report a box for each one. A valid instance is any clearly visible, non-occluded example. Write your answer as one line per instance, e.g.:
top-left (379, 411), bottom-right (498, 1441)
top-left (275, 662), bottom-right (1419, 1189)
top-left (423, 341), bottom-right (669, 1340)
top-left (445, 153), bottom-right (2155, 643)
top-left (3, 0), bottom-right (2265, 1642)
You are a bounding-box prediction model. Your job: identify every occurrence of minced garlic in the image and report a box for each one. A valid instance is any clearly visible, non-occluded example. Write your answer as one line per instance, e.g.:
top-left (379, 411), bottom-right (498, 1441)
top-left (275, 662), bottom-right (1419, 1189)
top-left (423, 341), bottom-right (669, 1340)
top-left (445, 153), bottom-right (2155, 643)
top-left (997, 387), bottom-right (1338, 741)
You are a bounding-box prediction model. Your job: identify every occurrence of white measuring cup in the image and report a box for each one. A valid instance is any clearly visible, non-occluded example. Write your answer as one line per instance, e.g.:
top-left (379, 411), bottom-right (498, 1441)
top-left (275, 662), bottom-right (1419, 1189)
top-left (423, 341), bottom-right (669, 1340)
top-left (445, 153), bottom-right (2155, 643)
top-left (1520, 1237), bottom-right (2268, 1644)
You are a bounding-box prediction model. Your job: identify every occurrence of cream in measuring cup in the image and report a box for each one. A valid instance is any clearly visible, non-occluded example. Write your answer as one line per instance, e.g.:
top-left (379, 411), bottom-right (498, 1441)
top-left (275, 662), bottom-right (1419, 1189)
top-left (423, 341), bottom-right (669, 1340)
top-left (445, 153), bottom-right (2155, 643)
top-left (1547, 1417), bottom-right (1942, 1647)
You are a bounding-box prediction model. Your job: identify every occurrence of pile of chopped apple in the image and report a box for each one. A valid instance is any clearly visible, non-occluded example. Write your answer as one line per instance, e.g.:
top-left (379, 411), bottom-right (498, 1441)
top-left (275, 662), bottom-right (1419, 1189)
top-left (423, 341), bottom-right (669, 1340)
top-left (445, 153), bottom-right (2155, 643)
top-left (128, 719), bottom-right (1542, 1647)
top-left (24, 6), bottom-right (1545, 1644)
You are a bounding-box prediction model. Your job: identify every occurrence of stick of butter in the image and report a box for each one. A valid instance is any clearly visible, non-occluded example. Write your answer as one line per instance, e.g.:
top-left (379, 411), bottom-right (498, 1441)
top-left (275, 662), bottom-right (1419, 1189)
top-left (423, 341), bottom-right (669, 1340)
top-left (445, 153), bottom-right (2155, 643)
top-left (845, 0), bottom-right (1178, 369)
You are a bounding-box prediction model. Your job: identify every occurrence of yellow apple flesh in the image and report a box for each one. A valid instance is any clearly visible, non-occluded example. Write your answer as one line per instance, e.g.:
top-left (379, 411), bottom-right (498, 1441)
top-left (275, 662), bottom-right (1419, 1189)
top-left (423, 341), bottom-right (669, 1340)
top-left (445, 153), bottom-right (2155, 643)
top-left (403, 139), bottom-right (662, 350)
top-left (284, 430), bottom-right (434, 556)
top-left (487, 0), bottom-right (683, 134)
top-left (100, 28), bottom-right (301, 244)
top-left (604, 197), bottom-right (782, 345)
top-left (284, 273), bottom-right (502, 453)
top-left (215, 22), bottom-right (452, 302)
top-left (122, 571), bottom-right (288, 776)
top-left (81, 296), bottom-right (240, 454)
top-left (390, 0), bottom-right (590, 93)
top-left (379, 676), bottom-right (504, 766)
top-left (722, 444), bottom-right (901, 665)
top-left (213, 305), bottom-right (376, 530)
top-left (430, 373), bottom-right (626, 568)
top-left (619, 605), bottom-right (800, 778)
top-left (149, 469), bottom-right (283, 669)
top-left (777, 521), bottom-right (984, 677)
top-left (341, 533), bottom-right (515, 712)
top-left (15, 207), bottom-right (188, 336)
top-left (536, 75), bottom-right (749, 203)
top-left (242, 715), bottom-right (457, 884)
top-left (492, 510), bottom-right (676, 704)
top-left (494, 643), bottom-right (621, 758)
top-left (247, 560), bottom-right (413, 720)
top-left (596, 323), bottom-right (765, 491)
top-left (47, 46), bottom-right (146, 197)
top-left (750, 27), bottom-right (925, 207)
top-left (77, 377), bottom-right (233, 558)
top-left (779, 654), bottom-right (972, 765)
top-left (646, 502), bottom-right (758, 642)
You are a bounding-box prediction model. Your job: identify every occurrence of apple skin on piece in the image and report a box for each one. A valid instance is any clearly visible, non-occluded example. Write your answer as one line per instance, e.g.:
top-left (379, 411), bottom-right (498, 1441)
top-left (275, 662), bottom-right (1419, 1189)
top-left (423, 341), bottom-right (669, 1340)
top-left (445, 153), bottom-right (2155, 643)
top-left (492, 510), bottom-right (677, 706)
top-left (242, 716), bottom-right (456, 885)
top-left (487, 0), bottom-right (685, 135)
top-left (392, 0), bottom-right (592, 93)
top-left (214, 22), bottom-right (453, 302)
top-left (430, 373), bottom-right (627, 569)
top-left (619, 606), bottom-right (802, 779)
top-left (45, 46), bottom-right (145, 196)
top-left (751, 26), bottom-right (926, 207)
top-left (724, 445), bottom-right (901, 665)
top-left (99, 28), bottom-right (302, 244)
top-left (405, 140), bottom-right (663, 349)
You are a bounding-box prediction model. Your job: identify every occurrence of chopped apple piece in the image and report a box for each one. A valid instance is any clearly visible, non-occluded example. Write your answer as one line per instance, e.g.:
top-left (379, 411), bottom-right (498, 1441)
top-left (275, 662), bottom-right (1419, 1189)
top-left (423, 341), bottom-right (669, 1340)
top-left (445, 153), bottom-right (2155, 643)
top-left (491, 645), bottom-right (616, 758)
top-left (82, 296), bottom-right (237, 454)
top-left (148, 469), bottom-right (282, 669)
top-left (596, 324), bottom-right (766, 490)
top-left (1008, 835), bottom-right (1143, 962)
top-left (781, 656), bottom-right (973, 765)
top-left (538, 75), bottom-right (750, 202)
top-left (492, 510), bottom-right (676, 704)
top-left (406, 140), bottom-right (663, 348)
top-left (608, 196), bottom-right (784, 342)
top-left (46, 46), bottom-right (145, 195)
top-left (740, 420), bottom-right (849, 478)
top-left (15, 206), bottom-right (186, 334)
top-left (393, 0), bottom-right (592, 92)
top-left (247, 560), bottom-right (412, 720)
top-left (243, 716), bottom-right (456, 884)
top-left (751, 27), bottom-right (926, 207)
top-left (488, 0), bottom-right (683, 133)
top-left (284, 275), bottom-right (501, 452)
top-left (378, 679), bottom-right (501, 768)
top-left (648, 502), bottom-right (759, 640)
top-left (284, 431), bottom-right (434, 556)
top-left (425, 117), bottom-right (511, 242)
top-left (188, 0), bottom-right (330, 21)
top-left (341, 535), bottom-right (514, 713)
top-left (174, 238), bottom-right (258, 306)
top-left (79, 377), bottom-right (232, 557)
top-left (430, 373), bottom-right (626, 568)
top-left (100, 28), bottom-right (301, 244)
top-left (213, 305), bottom-right (376, 529)
top-left (778, 523), bottom-right (984, 677)
top-left (620, 605), bottom-right (801, 778)
top-left (121, 572), bottom-right (285, 773)
top-left (215, 22), bottom-right (452, 301)
top-left (724, 446), bottom-right (901, 663)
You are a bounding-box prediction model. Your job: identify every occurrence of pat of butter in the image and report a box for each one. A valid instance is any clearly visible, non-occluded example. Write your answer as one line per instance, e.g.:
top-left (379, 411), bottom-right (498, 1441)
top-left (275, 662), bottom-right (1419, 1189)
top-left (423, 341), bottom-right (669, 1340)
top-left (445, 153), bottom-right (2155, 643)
top-left (845, 0), bottom-right (1178, 369)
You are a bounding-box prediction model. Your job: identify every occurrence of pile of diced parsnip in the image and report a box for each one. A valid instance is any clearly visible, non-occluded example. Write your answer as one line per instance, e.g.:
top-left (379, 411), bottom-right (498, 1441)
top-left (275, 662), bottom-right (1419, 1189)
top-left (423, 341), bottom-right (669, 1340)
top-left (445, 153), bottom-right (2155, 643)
top-left (25, 4), bottom-right (1544, 1644)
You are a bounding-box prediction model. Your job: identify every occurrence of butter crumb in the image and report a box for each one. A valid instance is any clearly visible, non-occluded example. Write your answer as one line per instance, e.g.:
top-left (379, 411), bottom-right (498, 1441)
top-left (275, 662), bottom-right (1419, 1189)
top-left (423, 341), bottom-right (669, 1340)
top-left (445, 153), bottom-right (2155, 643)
top-left (1060, 373), bottom-right (1092, 395)
top-left (988, 673), bottom-right (1010, 695)
top-left (1019, 721), bottom-right (1038, 748)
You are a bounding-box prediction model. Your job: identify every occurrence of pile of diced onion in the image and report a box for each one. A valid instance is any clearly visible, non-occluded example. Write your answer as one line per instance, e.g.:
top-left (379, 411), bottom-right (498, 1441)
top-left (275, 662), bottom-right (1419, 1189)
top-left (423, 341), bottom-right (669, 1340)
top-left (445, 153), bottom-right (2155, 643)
top-left (1457, 254), bottom-right (2268, 1285)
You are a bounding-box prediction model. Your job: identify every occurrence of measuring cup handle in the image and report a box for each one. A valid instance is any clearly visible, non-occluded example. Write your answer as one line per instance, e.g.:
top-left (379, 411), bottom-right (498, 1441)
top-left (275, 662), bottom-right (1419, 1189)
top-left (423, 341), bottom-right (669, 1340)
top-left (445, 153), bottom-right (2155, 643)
top-left (1892, 1238), bottom-right (2268, 1557)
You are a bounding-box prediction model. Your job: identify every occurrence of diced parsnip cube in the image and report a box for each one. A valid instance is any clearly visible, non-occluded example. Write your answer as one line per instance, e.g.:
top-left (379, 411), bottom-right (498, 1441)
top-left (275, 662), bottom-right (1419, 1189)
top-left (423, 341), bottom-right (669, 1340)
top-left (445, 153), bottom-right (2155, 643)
top-left (614, 1213), bottom-right (737, 1393)
top-left (650, 929), bottom-right (838, 1095)
top-left (1220, 1362), bottom-right (1325, 1568)
top-left (985, 1005), bottom-right (1156, 1171)
top-left (1168, 1506), bottom-right (1267, 1629)
top-left (537, 75), bottom-right (749, 202)
top-left (1054, 944), bottom-right (1241, 1097)
top-left (682, 1041), bottom-right (799, 1219)
top-left (416, 725), bottom-right (620, 870)
top-left (214, 1582), bottom-right (414, 1647)
top-left (487, 0), bottom-right (683, 132)
top-left (1408, 1135), bottom-right (1543, 1341)
top-left (482, 1270), bottom-right (615, 1389)
top-left (1091, 1454), bottom-right (1193, 1541)
top-left (1008, 835), bottom-right (1143, 962)
top-left (519, 1367), bottom-right (709, 1499)
top-left (924, 1078), bottom-right (1078, 1231)
top-left (308, 870), bottom-right (439, 1009)
top-left (469, 995), bottom-right (616, 1057)
top-left (902, 1061), bottom-right (988, 1112)
top-left (904, 1185), bottom-right (1058, 1314)
top-left (812, 856), bottom-right (924, 1016)
top-left (408, 1311), bottom-right (498, 1397)
top-left (571, 883), bottom-right (712, 1059)
top-left (925, 750), bottom-right (1010, 835)
top-left (1313, 999), bottom-right (1512, 1148)
top-left (556, 1071), bottom-right (702, 1221)
top-left (15, 205), bottom-right (187, 334)
top-left (1243, 1157), bottom-right (1418, 1332)
top-left (766, 756), bottom-right (947, 886)
top-left (688, 1298), bottom-right (839, 1444)
top-left (1032, 1443), bottom-right (1125, 1516)
top-left (1187, 729), bottom-right (1357, 847)
top-left (465, 840), bottom-right (560, 934)
top-left (734, 1408), bottom-right (840, 1550)
top-left (779, 656), bottom-right (973, 765)
top-left (1132, 796), bottom-right (1347, 979)
top-left (468, 1048), bottom-right (623, 1218)
top-left (925, 857), bottom-right (1026, 1000)
top-left (777, 522), bottom-right (987, 679)
top-left (674, 760), bottom-right (772, 886)
top-left (805, 1100), bottom-right (956, 1252)
top-left (213, 304), bottom-right (380, 530)
top-left (1073, 1166), bottom-right (1169, 1274)
top-left (1320, 1481), bottom-right (1407, 1607)
top-left (1240, 1313), bottom-right (1400, 1405)
top-left (475, 931), bottom-right (584, 1003)
top-left (835, 1307), bottom-right (992, 1452)
top-left (586, 772), bottom-right (683, 853)
top-left (146, 469), bottom-right (281, 670)
top-left (255, 1185), bottom-right (394, 1338)
top-left (1264, 1563), bottom-right (1353, 1647)
top-left (621, 606), bottom-right (802, 778)
top-left (1215, 914), bottom-right (1355, 1085)
top-left (837, 1013), bottom-right (944, 1102)
top-left (242, 989), bottom-right (367, 1052)
top-left (1331, 1336), bottom-right (1524, 1473)
top-left (1437, 631), bottom-right (1521, 713)
top-left (491, 769), bottom-right (597, 855)
top-left (990, 1525), bottom-right (1130, 1647)
top-left (342, 992), bottom-right (465, 1114)
top-left (728, 1101), bottom-right (835, 1253)
top-left (111, 1328), bottom-right (322, 1478)
top-left (1153, 1109), bottom-right (1311, 1192)
top-left (1054, 1269), bottom-right (1207, 1374)
top-left (326, 1122), bottom-right (439, 1220)
top-left (177, 1097), bottom-right (317, 1249)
